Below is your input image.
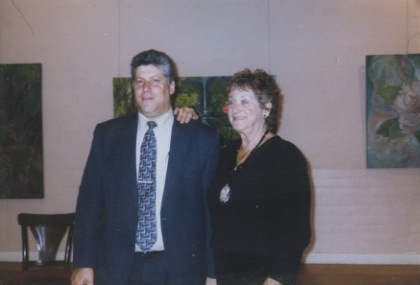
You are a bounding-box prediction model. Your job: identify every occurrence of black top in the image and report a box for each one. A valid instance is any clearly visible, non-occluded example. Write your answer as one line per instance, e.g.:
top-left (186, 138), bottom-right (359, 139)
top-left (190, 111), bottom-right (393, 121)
top-left (208, 135), bottom-right (311, 282)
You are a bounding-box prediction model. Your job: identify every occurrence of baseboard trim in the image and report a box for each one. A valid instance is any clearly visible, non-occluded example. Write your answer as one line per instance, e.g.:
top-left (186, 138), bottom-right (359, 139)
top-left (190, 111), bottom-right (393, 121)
top-left (0, 252), bottom-right (21, 261)
top-left (1, 252), bottom-right (420, 265)
top-left (0, 251), bottom-right (65, 262)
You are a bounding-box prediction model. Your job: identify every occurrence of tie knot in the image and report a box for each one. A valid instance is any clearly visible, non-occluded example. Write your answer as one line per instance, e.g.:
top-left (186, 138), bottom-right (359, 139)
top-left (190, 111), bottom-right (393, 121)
top-left (147, 121), bottom-right (157, 130)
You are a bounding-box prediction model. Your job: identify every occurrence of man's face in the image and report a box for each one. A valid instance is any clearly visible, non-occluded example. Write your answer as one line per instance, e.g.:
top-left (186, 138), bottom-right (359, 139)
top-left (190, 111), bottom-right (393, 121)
top-left (133, 64), bottom-right (175, 118)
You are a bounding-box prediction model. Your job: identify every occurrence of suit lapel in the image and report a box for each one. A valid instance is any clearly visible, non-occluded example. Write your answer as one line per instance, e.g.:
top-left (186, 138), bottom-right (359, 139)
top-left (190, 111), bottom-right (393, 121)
top-left (162, 121), bottom-right (190, 203)
top-left (119, 114), bottom-right (138, 197)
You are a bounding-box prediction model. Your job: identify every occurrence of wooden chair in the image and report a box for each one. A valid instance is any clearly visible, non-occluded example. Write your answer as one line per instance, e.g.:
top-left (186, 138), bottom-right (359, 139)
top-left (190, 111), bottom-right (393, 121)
top-left (0, 213), bottom-right (75, 285)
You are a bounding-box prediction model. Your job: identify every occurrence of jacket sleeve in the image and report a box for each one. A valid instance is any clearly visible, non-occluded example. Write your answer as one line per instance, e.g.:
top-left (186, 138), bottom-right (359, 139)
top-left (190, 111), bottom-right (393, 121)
top-left (199, 126), bottom-right (220, 278)
top-left (268, 146), bottom-right (311, 284)
top-left (73, 124), bottom-right (105, 268)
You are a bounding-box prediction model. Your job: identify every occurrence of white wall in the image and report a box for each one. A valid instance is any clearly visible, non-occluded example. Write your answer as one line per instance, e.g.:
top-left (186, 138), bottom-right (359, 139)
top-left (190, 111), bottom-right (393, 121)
top-left (1, 0), bottom-right (420, 264)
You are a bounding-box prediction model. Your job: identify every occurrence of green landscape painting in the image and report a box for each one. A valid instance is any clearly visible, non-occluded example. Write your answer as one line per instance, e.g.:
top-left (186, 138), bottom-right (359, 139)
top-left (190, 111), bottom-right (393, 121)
top-left (366, 54), bottom-right (420, 168)
top-left (0, 64), bottom-right (44, 198)
top-left (113, 76), bottom-right (238, 146)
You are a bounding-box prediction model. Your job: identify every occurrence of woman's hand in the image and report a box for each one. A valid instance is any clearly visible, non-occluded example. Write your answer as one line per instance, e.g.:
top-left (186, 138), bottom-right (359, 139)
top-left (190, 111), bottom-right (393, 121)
top-left (205, 277), bottom-right (217, 285)
top-left (174, 107), bottom-right (199, 124)
top-left (263, 277), bottom-right (282, 285)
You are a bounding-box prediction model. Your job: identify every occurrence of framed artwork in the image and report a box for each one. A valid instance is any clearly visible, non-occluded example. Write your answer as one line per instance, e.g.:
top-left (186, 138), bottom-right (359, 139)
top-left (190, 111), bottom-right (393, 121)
top-left (113, 76), bottom-right (238, 146)
top-left (0, 64), bottom-right (44, 198)
top-left (366, 54), bottom-right (420, 168)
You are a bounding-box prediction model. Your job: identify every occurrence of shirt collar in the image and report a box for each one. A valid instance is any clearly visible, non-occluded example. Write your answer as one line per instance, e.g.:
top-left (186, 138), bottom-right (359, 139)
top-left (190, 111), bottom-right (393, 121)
top-left (138, 109), bottom-right (174, 129)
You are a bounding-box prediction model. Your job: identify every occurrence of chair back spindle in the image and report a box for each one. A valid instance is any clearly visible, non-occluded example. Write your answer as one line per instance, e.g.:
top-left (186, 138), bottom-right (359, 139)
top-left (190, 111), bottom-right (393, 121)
top-left (18, 213), bottom-right (75, 272)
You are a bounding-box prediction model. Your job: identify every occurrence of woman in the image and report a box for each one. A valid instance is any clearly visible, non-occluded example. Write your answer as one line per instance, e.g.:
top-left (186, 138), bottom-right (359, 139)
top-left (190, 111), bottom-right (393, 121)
top-left (207, 69), bottom-right (311, 285)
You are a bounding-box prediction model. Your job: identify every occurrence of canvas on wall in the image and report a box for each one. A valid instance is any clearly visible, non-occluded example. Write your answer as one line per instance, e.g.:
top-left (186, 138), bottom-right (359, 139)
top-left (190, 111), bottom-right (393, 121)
top-left (0, 64), bottom-right (44, 198)
top-left (113, 76), bottom-right (238, 146)
top-left (366, 54), bottom-right (420, 168)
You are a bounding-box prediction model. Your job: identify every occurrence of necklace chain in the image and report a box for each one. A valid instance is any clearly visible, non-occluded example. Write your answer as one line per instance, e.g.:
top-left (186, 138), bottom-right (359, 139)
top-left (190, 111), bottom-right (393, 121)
top-left (234, 130), bottom-right (269, 171)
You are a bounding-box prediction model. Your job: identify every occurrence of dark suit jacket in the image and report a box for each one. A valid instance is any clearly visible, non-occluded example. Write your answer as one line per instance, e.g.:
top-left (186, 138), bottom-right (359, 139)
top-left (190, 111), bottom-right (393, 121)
top-left (73, 112), bottom-right (220, 285)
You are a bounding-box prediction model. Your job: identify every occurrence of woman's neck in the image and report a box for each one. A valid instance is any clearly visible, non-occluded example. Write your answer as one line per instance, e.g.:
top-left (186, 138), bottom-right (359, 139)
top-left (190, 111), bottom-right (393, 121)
top-left (240, 127), bottom-right (268, 151)
top-left (236, 128), bottom-right (270, 167)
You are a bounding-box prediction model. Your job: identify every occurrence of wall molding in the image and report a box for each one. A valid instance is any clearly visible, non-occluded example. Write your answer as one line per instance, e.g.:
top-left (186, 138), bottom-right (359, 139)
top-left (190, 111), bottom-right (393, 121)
top-left (303, 253), bottom-right (420, 265)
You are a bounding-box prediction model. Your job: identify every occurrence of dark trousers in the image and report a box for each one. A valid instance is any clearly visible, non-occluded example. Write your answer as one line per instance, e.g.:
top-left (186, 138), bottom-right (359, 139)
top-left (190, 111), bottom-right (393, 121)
top-left (214, 250), bottom-right (275, 285)
top-left (128, 252), bottom-right (168, 285)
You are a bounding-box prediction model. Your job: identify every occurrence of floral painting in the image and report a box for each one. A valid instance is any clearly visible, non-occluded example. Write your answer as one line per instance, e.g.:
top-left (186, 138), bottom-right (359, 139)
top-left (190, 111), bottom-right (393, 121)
top-left (366, 54), bottom-right (420, 168)
top-left (0, 64), bottom-right (44, 198)
top-left (113, 76), bottom-right (238, 146)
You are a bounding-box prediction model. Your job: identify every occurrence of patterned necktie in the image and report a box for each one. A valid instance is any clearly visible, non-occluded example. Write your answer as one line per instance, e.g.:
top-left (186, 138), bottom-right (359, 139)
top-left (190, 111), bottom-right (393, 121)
top-left (135, 121), bottom-right (157, 251)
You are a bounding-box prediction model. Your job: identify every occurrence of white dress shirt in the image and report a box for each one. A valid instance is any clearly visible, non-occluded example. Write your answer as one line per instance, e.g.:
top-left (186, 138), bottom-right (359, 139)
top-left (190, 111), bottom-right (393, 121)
top-left (135, 109), bottom-right (173, 252)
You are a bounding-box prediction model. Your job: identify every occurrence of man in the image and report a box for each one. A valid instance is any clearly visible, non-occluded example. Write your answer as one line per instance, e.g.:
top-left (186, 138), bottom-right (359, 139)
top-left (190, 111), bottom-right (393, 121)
top-left (71, 49), bottom-right (219, 285)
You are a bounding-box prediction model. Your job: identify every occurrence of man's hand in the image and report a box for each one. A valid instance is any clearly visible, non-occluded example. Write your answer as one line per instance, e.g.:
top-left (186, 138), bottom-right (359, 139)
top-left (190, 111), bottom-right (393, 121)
top-left (174, 107), bottom-right (199, 124)
top-left (71, 268), bottom-right (94, 285)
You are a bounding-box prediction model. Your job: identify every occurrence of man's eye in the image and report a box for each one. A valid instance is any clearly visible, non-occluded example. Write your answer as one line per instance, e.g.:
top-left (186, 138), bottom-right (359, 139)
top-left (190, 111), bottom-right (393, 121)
top-left (151, 78), bottom-right (161, 84)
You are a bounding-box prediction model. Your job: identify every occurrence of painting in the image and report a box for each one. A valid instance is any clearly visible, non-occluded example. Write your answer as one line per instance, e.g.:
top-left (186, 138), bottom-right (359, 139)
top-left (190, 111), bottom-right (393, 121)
top-left (0, 64), bottom-right (44, 198)
top-left (113, 76), bottom-right (238, 146)
top-left (366, 54), bottom-right (420, 168)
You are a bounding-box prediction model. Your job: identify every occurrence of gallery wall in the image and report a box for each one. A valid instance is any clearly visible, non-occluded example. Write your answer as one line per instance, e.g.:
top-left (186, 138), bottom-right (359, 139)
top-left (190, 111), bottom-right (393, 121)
top-left (1, 0), bottom-right (419, 263)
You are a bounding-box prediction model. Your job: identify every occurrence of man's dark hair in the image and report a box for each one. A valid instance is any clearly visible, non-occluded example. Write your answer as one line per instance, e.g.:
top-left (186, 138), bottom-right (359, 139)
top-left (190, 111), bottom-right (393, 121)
top-left (130, 49), bottom-right (178, 84)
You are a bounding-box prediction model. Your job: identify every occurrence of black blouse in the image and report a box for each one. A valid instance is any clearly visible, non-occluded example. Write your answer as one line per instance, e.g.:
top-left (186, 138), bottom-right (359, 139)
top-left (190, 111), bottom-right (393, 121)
top-left (208, 135), bottom-right (311, 281)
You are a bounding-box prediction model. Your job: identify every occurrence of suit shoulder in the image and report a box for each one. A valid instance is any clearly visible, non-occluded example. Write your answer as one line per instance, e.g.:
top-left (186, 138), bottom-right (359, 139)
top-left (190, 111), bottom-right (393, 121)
top-left (97, 113), bottom-right (136, 127)
top-left (178, 120), bottom-right (218, 136)
top-left (93, 113), bottom-right (137, 135)
top-left (96, 114), bottom-right (136, 128)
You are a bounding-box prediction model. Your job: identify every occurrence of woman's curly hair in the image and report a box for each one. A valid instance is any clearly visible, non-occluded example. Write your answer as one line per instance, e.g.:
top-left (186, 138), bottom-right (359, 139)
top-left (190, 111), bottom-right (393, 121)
top-left (226, 68), bottom-right (283, 133)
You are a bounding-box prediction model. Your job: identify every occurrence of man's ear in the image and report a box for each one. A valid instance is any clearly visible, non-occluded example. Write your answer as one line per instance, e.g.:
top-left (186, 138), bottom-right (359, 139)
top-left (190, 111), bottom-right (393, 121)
top-left (169, 81), bottom-right (175, 95)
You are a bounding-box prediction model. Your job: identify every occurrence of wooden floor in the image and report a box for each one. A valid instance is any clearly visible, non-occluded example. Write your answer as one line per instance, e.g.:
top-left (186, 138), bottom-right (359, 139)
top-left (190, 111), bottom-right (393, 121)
top-left (1, 262), bottom-right (420, 284)
top-left (296, 264), bottom-right (420, 285)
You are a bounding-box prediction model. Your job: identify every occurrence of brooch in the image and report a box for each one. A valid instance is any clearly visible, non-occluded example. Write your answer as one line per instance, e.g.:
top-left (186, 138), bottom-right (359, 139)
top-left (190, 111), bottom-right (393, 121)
top-left (219, 184), bottom-right (231, 203)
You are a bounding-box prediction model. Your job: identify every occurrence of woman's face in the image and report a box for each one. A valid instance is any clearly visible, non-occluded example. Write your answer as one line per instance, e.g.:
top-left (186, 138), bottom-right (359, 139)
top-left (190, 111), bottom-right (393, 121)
top-left (226, 88), bottom-right (265, 134)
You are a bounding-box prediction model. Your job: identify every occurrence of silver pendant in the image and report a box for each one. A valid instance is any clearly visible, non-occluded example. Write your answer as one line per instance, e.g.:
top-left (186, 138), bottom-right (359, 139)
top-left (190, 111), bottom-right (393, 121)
top-left (219, 184), bottom-right (231, 203)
